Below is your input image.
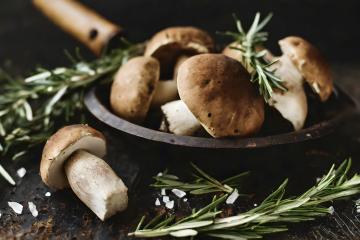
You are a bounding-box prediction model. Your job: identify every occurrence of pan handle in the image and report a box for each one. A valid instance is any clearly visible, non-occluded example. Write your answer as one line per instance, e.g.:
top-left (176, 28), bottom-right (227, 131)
top-left (33, 0), bottom-right (121, 55)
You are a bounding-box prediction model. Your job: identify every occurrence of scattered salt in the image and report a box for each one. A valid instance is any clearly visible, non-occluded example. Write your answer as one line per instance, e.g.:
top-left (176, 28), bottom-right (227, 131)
top-left (328, 206), bottom-right (335, 215)
top-left (157, 172), bottom-right (163, 177)
top-left (8, 202), bottom-right (23, 214)
top-left (183, 198), bottom-right (188, 202)
top-left (155, 198), bottom-right (161, 206)
top-left (0, 212), bottom-right (2, 218)
top-left (161, 189), bottom-right (166, 196)
top-left (226, 189), bottom-right (240, 205)
top-left (306, 133), bottom-right (312, 137)
top-left (28, 202), bottom-right (38, 217)
top-left (254, 203), bottom-right (258, 207)
top-left (45, 192), bottom-right (51, 197)
top-left (165, 200), bottom-right (174, 209)
top-left (172, 189), bottom-right (186, 198)
top-left (17, 167), bottom-right (26, 178)
top-left (163, 196), bottom-right (170, 203)
top-left (316, 177), bottom-right (322, 183)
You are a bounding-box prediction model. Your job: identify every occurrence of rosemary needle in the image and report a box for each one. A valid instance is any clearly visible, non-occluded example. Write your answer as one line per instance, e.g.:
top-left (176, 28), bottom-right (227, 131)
top-left (152, 163), bottom-right (249, 195)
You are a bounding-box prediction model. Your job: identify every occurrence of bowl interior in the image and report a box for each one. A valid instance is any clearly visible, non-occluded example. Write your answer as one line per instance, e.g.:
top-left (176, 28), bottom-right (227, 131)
top-left (85, 83), bottom-right (358, 149)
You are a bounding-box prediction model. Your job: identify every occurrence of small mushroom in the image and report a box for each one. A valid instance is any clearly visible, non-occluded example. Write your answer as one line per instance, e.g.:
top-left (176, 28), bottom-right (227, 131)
top-left (110, 56), bottom-right (160, 123)
top-left (160, 100), bottom-right (201, 136)
top-left (145, 26), bottom-right (214, 72)
top-left (279, 36), bottom-right (333, 101)
top-left (268, 55), bottom-right (308, 130)
top-left (40, 125), bottom-right (128, 221)
top-left (177, 54), bottom-right (264, 138)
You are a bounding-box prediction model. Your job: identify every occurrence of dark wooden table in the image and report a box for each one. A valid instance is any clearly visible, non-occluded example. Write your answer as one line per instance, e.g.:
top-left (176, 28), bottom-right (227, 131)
top-left (1, 1), bottom-right (360, 239)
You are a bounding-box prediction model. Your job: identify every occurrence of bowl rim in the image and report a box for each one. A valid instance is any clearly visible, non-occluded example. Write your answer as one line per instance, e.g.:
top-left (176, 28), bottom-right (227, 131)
top-left (84, 84), bottom-right (358, 149)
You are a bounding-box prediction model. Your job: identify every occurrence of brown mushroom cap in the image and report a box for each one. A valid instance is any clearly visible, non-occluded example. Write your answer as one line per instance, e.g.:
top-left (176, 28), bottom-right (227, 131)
top-left (110, 56), bottom-right (160, 123)
top-left (40, 124), bottom-right (106, 189)
top-left (177, 54), bottom-right (265, 138)
top-left (279, 36), bottom-right (333, 101)
top-left (144, 27), bottom-right (214, 74)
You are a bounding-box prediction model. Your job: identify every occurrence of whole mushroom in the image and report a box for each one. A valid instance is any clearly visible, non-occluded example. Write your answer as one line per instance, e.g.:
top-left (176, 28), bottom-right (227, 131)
top-left (110, 56), bottom-right (160, 123)
top-left (279, 36), bottom-right (333, 102)
top-left (177, 54), bottom-right (264, 138)
top-left (40, 124), bottom-right (128, 221)
top-left (145, 27), bottom-right (214, 106)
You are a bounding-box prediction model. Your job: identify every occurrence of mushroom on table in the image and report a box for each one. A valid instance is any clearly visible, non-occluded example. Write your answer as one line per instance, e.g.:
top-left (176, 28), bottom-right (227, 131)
top-left (40, 124), bottom-right (128, 221)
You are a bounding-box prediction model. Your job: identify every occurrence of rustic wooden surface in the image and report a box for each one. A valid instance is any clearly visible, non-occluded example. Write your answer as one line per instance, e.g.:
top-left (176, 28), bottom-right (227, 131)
top-left (1, 1), bottom-right (360, 239)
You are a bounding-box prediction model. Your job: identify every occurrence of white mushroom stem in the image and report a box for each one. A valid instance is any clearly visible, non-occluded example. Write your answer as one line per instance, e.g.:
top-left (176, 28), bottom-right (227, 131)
top-left (64, 150), bottom-right (128, 221)
top-left (151, 80), bottom-right (178, 107)
top-left (269, 55), bottom-right (308, 131)
top-left (160, 100), bottom-right (201, 136)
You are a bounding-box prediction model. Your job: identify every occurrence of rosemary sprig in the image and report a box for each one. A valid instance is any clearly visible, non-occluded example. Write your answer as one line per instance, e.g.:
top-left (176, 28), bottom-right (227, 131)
top-left (130, 159), bottom-right (360, 239)
top-left (152, 162), bottom-right (249, 195)
top-left (0, 41), bottom-right (143, 185)
top-left (223, 12), bottom-right (287, 101)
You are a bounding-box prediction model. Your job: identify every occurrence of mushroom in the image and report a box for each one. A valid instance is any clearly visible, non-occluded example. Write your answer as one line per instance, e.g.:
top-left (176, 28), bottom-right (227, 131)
top-left (110, 56), bottom-right (160, 123)
top-left (279, 36), bottom-right (333, 102)
top-left (145, 27), bottom-right (214, 107)
top-left (268, 55), bottom-right (308, 130)
top-left (160, 100), bottom-right (201, 136)
top-left (40, 124), bottom-right (128, 221)
top-left (145, 26), bottom-right (214, 71)
top-left (177, 54), bottom-right (264, 138)
top-left (223, 41), bottom-right (308, 131)
top-left (151, 55), bottom-right (190, 107)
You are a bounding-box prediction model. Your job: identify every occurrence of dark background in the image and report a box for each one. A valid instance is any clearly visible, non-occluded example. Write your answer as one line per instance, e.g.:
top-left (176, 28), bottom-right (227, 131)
top-left (1, 0), bottom-right (360, 239)
top-left (1, 0), bottom-right (360, 68)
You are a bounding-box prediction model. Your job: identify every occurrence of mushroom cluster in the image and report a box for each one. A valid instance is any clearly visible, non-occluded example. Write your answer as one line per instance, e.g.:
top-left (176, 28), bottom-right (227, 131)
top-left (110, 26), bottom-right (333, 138)
top-left (40, 124), bottom-right (128, 220)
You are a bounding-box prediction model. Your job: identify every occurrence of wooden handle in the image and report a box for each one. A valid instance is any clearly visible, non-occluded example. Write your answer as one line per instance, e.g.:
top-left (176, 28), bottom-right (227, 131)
top-left (33, 0), bottom-right (121, 55)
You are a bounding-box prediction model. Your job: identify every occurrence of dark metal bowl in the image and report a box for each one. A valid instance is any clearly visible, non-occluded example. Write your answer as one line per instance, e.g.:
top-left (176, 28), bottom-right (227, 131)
top-left (84, 83), bottom-right (358, 149)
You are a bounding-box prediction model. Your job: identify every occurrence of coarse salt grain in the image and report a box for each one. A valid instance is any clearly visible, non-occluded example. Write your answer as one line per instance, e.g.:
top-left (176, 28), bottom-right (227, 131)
top-left (45, 192), bottom-right (51, 197)
top-left (254, 203), bottom-right (258, 207)
top-left (161, 189), bottom-right (166, 196)
top-left (155, 198), bottom-right (161, 206)
top-left (183, 198), bottom-right (188, 202)
top-left (165, 200), bottom-right (174, 209)
top-left (8, 202), bottom-right (23, 214)
top-left (163, 196), bottom-right (170, 203)
top-left (157, 172), bottom-right (163, 177)
top-left (328, 206), bottom-right (335, 215)
top-left (28, 202), bottom-right (38, 217)
top-left (226, 189), bottom-right (239, 205)
top-left (172, 189), bottom-right (186, 198)
top-left (17, 167), bottom-right (26, 178)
